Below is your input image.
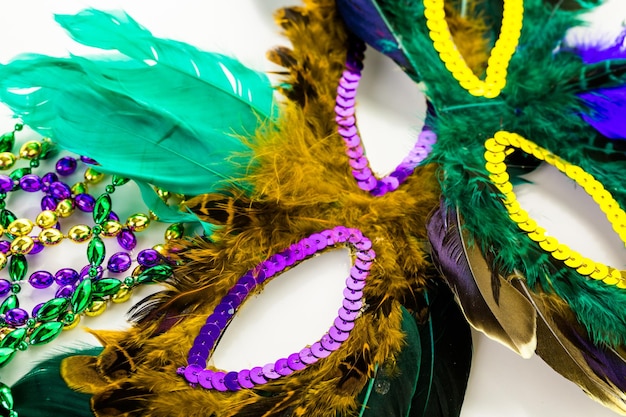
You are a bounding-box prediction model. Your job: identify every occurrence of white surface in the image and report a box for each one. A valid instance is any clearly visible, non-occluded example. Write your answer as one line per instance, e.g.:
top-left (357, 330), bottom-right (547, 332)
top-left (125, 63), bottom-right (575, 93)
top-left (0, 1), bottom-right (624, 417)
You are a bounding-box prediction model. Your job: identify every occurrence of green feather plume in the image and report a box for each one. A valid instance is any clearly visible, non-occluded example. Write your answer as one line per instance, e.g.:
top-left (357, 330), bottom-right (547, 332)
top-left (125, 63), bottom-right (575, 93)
top-left (0, 9), bottom-right (275, 199)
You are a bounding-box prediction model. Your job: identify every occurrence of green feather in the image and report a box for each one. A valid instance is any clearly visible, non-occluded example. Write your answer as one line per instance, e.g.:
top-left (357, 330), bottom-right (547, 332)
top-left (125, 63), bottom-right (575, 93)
top-left (0, 9), bottom-right (276, 198)
top-left (10, 347), bottom-right (101, 417)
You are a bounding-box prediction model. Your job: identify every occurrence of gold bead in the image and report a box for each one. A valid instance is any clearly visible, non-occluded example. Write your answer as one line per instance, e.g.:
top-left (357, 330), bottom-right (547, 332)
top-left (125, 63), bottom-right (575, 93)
top-left (19, 141), bottom-right (42, 159)
top-left (164, 223), bottom-right (184, 241)
top-left (55, 199), bottom-right (75, 218)
top-left (67, 225), bottom-right (92, 243)
top-left (7, 218), bottom-right (34, 236)
top-left (112, 287), bottom-right (132, 304)
top-left (101, 221), bottom-right (122, 237)
top-left (84, 300), bottom-right (107, 317)
top-left (126, 213), bottom-right (150, 232)
top-left (0, 252), bottom-right (7, 269)
top-left (0, 152), bottom-right (16, 170)
top-left (11, 236), bottom-right (34, 255)
top-left (84, 167), bottom-right (105, 184)
top-left (156, 188), bottom-right (171, 200)
top-left (63, 314), bottom-right (81, 330)
top-left (152, 243), bottom-right (168, 257)
top-left (71, 182), bottom-right (88, 195)
top-left (36, 210), bottom-right (58, 229)
top-left (131, 265), bottom-right (144, 277)
top-left (39, 228), bottom-right (64, 246)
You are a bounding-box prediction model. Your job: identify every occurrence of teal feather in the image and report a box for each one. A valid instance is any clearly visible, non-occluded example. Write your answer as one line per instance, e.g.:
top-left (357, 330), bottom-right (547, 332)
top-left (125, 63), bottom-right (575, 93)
top-left (10, 346), bottom-right (101, 417)
top-left (0, 9), bottom-right (276, 198)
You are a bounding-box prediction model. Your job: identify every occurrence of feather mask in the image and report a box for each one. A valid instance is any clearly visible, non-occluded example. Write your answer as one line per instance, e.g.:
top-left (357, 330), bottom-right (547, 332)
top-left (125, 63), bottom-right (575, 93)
top-left (336, 0), bottom-right (626, 413)
top-left (7, 1), bottom-right (472, 416)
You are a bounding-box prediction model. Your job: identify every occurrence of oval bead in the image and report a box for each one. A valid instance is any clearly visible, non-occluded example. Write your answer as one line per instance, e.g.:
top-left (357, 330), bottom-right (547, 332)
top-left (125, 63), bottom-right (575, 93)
top-left (55, 268), bottom-right (79, 286)
top-left (55, 199), bottom-right (75, 218)
top-left (29, 270), bottom-right (54, 289)
top-left (62, 313), bottom-right (80, 330)
top-left (0, 328), bottom-right (27, 349)
top-left (108, 252), bottom-right (132, 273)
top-left (0, 209), bottom-right (16, 229)
top-left (9, 255), bottom-right (27, 282)
top-left (7, 219), bottom-right (33, 236)
top-left (71, 278), bottom-right (93, 314)
top-left (0, 381), bottom-right (13, 412)
top-left (117, 229), bottom-right (137, 251)
top-left (101, 221), bottom-right (122, 237)
top-left (93, 194), bottom-right (112, 225)
top-left (19, 174), bottom-right (42, 192)
top-left (111, 287), bottom-right (132, 303)
top-left (29, 321), bottom-right (64, 345)
top-left (0, 280), bottom-right (10, 297)
top-left (5, 308), bottom-right (28, 327)
top-left (0, 175), bottom-right (12, 193)
top-left (67, 225), bottom-right (92, 243)
top-left (93, 278), bottom-right (122, 298)
top-left (36, 210), bottom-right (58, 228)
top-left (0, 132), bottom-right (14, 151)
top-left (19, 141), bottom-right (41, 159)
top-left (41, 172), bottom-right (58, 186)
top-left (137, 249), bottom-right (160, 267)
top-left (10, 236), bottom-right (34, 255)
top-left (87, 236), bottom-right (106, 266)
top-left (112, 176), bottom-right (130, 186)
top-left (71, 182), bottom-right (88, 195)
top-left (39, 228), bottom-right (64, 246)
top-left (9, 168), bottom-right (31, 183)
top-left (48, 181), bottom-right (71, 200)
top-left (127, 213), bottom-right (150, 232)
top-left (84, 300), bottom-right (106, 317)
top-left (0, 295), bottom-right (18, 315)
top-left (55, 156), bottom-right (78, 176)
top-left (0, 347), bottom-right (15, 367)
top-left (75, 193), bottom-right (96, 212)
top-left (164, 223), bottom-right (185, 241)
top-left (84, 167), bottom-right (105, 184)
top-left (136, 264), bottom-right (173, 284)
top-left (40, 195), bottom-right (56, 211)
top-left (0, 153), bottom-right (16, 170)
top-left (0, 253), bottom-right (6, 270)
top-left (36, 297), bottom-right (69, 321)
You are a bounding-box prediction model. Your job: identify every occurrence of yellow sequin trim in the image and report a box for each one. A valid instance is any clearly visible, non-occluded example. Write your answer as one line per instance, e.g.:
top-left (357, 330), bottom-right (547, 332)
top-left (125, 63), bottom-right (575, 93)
top-left (424, 0), bottom-right (524, 98)
top-left (484, 131), bottom-right (626, 289)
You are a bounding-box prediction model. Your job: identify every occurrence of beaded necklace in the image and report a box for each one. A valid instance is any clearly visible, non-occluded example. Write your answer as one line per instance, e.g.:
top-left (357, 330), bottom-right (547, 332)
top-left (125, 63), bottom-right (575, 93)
top-left (336, 40), bottom-right (436, 195)
top-left (484, 131), bottom-right (626, 289)
top-left (424, 0), bottom-right (524, 98)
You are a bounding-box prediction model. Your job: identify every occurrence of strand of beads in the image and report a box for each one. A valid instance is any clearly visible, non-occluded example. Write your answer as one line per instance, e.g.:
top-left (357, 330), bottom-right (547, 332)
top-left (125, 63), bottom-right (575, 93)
top-left (335, 40), bottom-right (437, 196)
top-left (424, 0), bottom-right (524, 98)
top-left (484, 131), bottom-right (626, 288)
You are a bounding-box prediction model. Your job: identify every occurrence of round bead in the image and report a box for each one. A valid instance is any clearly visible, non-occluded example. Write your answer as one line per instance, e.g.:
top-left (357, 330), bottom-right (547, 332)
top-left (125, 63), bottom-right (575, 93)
top-left (126, 213), bottom-right (150, 232)
top-left (10, 236), bottom-right (34, 255)
top-left (67, 225), bottom-right (92, 243)
top-left (36, 211), bottom-right (58, 229)
top-left (0, 154), bottom-right (16, 170)
top-left (55, 156), bottom-right (78, 176)
top-left (19, 141), bottom-right (42, 159)
top-left (7, 219), bottom-right (34, 236)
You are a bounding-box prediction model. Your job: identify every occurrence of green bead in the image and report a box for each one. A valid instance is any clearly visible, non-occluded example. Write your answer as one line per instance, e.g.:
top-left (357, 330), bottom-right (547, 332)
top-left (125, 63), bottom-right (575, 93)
top-left (0, 328), bottom-right (26, 349)
top-left (112, 176), bottom-right (130, 187)
top-left (8, 254), bottom-right (27, 282)
top-left (0, 347), bottom-right (15, 367)
top-left (93, 194), bottom-right (112, 225)
top-left (87, 236), bottom-right (106, 266)
top-left (9, 284), bottom-right (20, 294)
top-left (36, 297), bottom-right (69, 322)
top-left (105, 185), bottom-right (115, 193)
top-left (71, 278), bottom-right (92, 314)
top-left (92, 225), bottom-right (102, 235)
top-left (93, 278), bottom-right (122, 298)
top-left (0, 209), bottom-right (16, 229)
top-left (0, 133), bottom-right (14, 153)
top-left (39, 139), bottom-right (56, 159)
top-left (0, 295), bottom-right (18, 315)
top-left (165, 223), bottom-right (185, 240)
top-left (62, 312), bottom-right (76, 324)
top-left (29, 321), bottom-right (64, 345)
top-left (26, 318), bottom-right (36, 328)
top-left (29, 159), bottom-right (39, 168)
top-left (123, 276), bottom-right (135, 286)
top-left (16, 341), bottom-right (28, 351)
top-left (136, 264), bottom-right (174, 284)
top-left (0, 381), bottom-right (14, 411)
top-left (9, 167), bottom-right (30, 182)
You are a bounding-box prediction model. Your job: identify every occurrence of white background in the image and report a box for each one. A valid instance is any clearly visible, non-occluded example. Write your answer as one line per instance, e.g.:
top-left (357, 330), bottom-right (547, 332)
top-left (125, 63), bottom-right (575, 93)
top-left (0, 1), bottom-right (625, 416)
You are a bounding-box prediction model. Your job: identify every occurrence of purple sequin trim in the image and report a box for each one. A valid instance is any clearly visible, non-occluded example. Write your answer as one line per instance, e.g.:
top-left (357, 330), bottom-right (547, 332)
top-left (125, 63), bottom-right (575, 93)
top-left (179, 226), bottom-right (375, 391)
top-left (335, 41), bottom-right (436, 196)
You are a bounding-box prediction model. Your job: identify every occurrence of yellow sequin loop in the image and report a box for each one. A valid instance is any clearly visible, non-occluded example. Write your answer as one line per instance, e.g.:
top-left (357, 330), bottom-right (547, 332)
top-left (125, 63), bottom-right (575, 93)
top-left (484, 131), bottom-right (626, 289)
top-left (424, 0), bottom-right (524, 98)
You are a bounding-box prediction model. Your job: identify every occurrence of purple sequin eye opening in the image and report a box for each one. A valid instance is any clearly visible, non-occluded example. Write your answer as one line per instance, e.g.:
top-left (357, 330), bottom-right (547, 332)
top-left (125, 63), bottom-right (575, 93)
top-left (179, 226), bottom-right (376, 391)
top-left (335, 40), bottom-right (437, 196)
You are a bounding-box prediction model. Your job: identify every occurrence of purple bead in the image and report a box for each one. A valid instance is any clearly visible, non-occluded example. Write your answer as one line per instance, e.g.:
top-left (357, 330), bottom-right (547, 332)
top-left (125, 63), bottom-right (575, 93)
top-left (55, 268), bottom-right (79, 286)
top-left (29, 238), bottom-right (44, 255)
top-left (56, 284), bottom-right (74, 298)
top-left (55, 156), bottom-right (78, 176)
top-left (0, 175), bottom-right (14, 193)
top-left (29, 270), bottom-right (54, 289)
top-left (0, 279), bottom-right (10, 296)
top-left (80, 155), bottom-right (98, 165)
top-left (5, 308), bottom-right (28, 326)
top-left (0, 241), bottom-right (10, 254)
top-left (49, 181), bottom-right (71, 200)
top-left (75, 193), bottom-right (96, 212)
top-left (107, 252), bottom-right (132, 273)
top-left (32, 303), bottom-right (43, 317)
top-left (19, 174), bottom-right (42, 192)
top-left (108, 211), bottom-right (119, 222)
top-left (40, 195), bottom-right (57, 211)
top-left (80, 265), bottom-right (103, 280)
top-left (137, 249), bottom-right (160, 267)
top-left (41, 172), bottom-right (58, 186)
top-left (117, 229), bottom-right (137, 251)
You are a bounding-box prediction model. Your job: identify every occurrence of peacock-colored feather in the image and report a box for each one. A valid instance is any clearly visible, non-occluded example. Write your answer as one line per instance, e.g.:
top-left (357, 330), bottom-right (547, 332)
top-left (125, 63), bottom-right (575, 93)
top-left (0, 9), bottom-right (275, 200)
